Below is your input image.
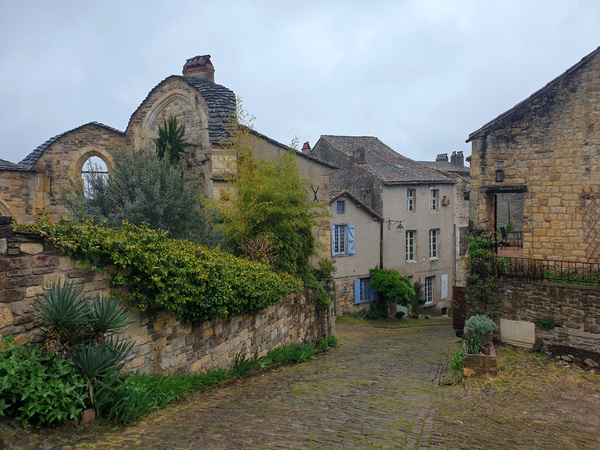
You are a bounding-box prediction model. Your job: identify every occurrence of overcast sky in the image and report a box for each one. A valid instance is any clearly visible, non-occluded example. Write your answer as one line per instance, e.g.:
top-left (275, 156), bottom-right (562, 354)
top-left (1, 1), bottom-right (600, 165)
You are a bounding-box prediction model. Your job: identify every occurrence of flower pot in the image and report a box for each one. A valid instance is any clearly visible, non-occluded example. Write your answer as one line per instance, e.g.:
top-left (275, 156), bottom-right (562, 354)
top-left (463, 339), bottom-right (498, 378)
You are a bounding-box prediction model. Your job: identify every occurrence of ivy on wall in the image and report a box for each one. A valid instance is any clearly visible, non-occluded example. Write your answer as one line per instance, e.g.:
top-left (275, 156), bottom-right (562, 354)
top-left (16, 217), bottom-right (302, 323)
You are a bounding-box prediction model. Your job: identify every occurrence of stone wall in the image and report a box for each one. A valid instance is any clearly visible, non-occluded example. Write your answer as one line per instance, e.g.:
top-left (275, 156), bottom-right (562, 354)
top-left (498, 279), bottom-right (600, 352)
top-left (0, 220), bottom-right (335, 373)
top-left (469, 49), bottom-right (600, 263)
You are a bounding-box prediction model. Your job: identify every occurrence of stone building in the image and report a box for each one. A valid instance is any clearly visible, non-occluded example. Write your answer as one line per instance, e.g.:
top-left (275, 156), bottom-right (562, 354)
top-left (0, 55), bottom-right (334, 258)
top-left (467, 45), bottom-right (600, 263)
top-left (308, 135), bottom-right (457, 315)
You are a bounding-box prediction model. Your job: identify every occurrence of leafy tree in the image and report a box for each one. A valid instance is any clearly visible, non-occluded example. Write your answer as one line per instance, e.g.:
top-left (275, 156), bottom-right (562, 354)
top-left (369, 267), bottom-right (416, 306)
top-left (217, 103), bottom-right (327, 281)
top-left (62, 147), bottom-right (222, 245)
top-left (153, 116), bottom-right (195, 165)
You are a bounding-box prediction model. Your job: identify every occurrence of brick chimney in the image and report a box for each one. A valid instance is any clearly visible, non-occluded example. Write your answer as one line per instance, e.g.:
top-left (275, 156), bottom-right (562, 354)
top-left (353, 147), bottom-right (366, 164)
top-left (436, 153), bottom-right (448, 162)
top-left (450, 151), bottom-right (464, 167)
top-left (301, 142), bottom-right (311, 154)
top-left (183, 55), bottom-right (215, 83)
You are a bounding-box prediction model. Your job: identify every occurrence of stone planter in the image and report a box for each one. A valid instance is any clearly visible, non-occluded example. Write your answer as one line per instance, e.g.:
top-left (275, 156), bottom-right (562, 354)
top-left (463, 340), bottom-right (498, 377)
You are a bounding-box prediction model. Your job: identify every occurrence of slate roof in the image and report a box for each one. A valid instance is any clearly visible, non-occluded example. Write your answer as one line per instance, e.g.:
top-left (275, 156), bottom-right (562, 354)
top-left (329, 190), bottom-right (384, 221)
top-left (417, 160), bottom-right (470, 176)
top-left (0, 158), bottom-right (29, 172)
top-left (467, 45), bottom-right (600, 142)
top-left (181, 76), bottom-right (236, 144)
top-left (17, 122), bottom-right (124, 171)
top-left (320, 135), bottom-right (453, 185)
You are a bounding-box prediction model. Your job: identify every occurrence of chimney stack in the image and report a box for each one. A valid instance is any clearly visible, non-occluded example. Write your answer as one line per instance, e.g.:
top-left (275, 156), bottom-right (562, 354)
top-left (436, 153), bottom-right (448, 162)
top-left (354, 147), bottom-right (366, 164)
top-left (450, 151), bottom-right (464, 167)
top-left (301, 142), bottom-right (311, 154)
top-left (183, 55), bottom-right (215, 83)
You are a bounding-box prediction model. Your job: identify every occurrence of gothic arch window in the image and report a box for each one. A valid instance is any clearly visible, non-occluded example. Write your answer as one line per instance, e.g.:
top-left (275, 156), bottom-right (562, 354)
top-left (81, 155), bottom-right (108, 198)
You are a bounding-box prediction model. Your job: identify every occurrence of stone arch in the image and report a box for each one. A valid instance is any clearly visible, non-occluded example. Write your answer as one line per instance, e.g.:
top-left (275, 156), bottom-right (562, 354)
top-left (140, 91), bottom-right (208, 150)
top-left (68, 148), bottom-right (114, 180)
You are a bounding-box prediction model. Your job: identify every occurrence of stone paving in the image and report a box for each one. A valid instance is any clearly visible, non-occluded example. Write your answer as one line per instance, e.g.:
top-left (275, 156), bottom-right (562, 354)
top-left (73, 320), bottom-right (600, 449)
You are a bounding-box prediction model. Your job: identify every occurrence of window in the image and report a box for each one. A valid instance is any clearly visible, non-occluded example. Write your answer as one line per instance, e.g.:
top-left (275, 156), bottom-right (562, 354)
top-left (430, 189), bottom-right (439, 212)
top-left (429, 229), bottom-right (439, 259)
top-left (81, 156), bottom-right (108, 198)
top-left (331, 224), bottom-right (355, 256)
top-left (337, 200), bottom-right (345, 214)
top-left (407, 189), bottom-right (415, 212)
top-left (406, 230), bottom-right (416, 262)
top-left (424, 276), bottom-right (434, 304)
top-left (459, 226), bottom-right (469, 257)
top-left (361, 189), bottom-right (372, 206)
top-left (354, 278), bottom-right (375, 304)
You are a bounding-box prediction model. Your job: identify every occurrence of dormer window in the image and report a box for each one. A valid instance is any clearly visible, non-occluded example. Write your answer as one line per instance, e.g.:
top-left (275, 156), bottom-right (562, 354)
top-left (337, 200), bottom-right (345, 214)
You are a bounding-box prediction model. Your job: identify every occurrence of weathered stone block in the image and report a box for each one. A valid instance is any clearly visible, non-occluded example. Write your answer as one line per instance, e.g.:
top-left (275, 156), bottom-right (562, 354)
top-left (0, 305), bottom-right (15, 328)
top-left (43, 273), bottom-right (65, 290)
top-left (20, 243), bottom-right (44, 255)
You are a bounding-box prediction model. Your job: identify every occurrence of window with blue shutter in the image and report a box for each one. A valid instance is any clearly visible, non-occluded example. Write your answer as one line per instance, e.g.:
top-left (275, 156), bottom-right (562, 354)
top-left (355, 278), bottom-right (375, 304)
top-left (331, 224), bottom-right (355, 256)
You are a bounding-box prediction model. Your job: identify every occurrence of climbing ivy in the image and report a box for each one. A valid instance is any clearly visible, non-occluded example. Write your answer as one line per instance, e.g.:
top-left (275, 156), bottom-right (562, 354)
top-left (16, 217), bottom-right (302, 323)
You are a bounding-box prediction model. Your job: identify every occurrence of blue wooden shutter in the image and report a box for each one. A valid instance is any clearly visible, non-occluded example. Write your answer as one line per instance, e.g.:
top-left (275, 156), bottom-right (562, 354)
top-left (331, 225), bottom-right (335, 256)
top-left (347, 225), bottom-right (355, 255)
top-left (354, 278), bottom-right (361, 304)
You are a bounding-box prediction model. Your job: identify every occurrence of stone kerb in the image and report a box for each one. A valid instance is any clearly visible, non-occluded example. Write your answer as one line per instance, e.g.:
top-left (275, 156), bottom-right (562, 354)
top-left (0, 219), bottom-right (334, 373)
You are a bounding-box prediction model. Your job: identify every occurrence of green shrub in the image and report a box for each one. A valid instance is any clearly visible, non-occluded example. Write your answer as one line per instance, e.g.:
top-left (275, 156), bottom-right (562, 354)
top-left (464, 333), bottom-right (482, 354)
top-left (18, 217), bottom-right (302, 323)
top-left (537, 317), bottom-right (556, 330)
top-left (327, 335), bottom-right (338, 348)
top-left (368, 267), bottom-right (415, 306)
top-left (465, 314), bottom-right (497, 338)
top-left (0, 338), bottom-right (88, 427)
top-left (451, 350), bottom-right (464, 372)
top-left (315, 337), bottom-right (328, 351)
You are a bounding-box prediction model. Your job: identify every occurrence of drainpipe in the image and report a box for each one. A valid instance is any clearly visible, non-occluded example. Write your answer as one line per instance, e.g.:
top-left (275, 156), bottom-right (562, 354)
top-left (453, 223), bottom-right (457, 284)
top-left (379, 219), bottom-right (384, 269)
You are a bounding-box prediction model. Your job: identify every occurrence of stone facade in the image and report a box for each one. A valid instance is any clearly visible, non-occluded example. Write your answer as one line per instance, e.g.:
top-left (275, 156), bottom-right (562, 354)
top-left (498, 279), bottom-right (600, 353)
top-left (468, 46), bottom-right (600, 263)
top-left (0, 56), bottom-right (333, 262)
top-left (0, 219), bottom-right (334, 373)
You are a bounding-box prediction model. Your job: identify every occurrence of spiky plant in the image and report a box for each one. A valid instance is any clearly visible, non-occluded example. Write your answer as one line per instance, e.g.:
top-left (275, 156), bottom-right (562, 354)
top-left (33, 281), bottom-right (90, 356)
top-left (88, 293), bottom-right (132, 341)
top-left (152, 116), bottom-right (194, 165)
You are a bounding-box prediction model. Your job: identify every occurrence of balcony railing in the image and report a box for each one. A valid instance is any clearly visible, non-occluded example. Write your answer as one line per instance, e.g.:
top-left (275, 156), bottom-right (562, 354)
top-left (486, 257), bottom-right (600, 286)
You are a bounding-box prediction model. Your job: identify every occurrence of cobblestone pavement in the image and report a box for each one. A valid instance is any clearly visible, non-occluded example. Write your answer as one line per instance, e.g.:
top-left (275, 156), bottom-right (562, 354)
top-left (73, 321), bottom-right (600, 449)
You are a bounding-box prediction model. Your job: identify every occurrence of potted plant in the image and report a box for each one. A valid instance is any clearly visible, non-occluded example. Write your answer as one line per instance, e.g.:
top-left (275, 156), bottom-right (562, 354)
top-left (462, 314), bottom-right (498, 377)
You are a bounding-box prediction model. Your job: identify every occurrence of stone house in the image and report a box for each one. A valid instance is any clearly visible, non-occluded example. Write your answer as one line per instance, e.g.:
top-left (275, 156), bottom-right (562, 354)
top-left (467, 45), bottom-right (600, 263)
top-left (308, 135), bottom-right (457, 315)
top-left (0, 55), bottom-right (334, 259)
top-left (328, 190), bottom-right (383, 315)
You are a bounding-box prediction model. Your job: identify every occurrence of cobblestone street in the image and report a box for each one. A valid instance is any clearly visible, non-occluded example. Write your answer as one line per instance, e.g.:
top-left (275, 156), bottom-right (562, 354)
top-left (72, 320), bottom-right (600, 449)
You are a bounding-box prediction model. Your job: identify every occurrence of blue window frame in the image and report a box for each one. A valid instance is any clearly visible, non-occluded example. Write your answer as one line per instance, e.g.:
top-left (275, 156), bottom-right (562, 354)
top-left (331, 224), bottom-right (355, 256)
top-left (337, 200), bottom-right (345, 214)
top-left (354, 278), bottom-right (375, 304)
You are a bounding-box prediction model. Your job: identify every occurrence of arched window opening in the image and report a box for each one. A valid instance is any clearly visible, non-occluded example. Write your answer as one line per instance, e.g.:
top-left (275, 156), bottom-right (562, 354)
top-left (81, 156), bottom-right (108, 198)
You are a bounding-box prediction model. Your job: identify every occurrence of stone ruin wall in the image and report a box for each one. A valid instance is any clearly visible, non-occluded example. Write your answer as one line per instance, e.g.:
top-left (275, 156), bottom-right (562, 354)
top-left (0, 218), bottom-right (335, 374)
top-left (498, 279), bottom-right (600, 353)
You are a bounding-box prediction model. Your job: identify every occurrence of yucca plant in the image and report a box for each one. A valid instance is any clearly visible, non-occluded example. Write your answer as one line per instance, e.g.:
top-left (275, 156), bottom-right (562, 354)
top-left (88, 293), bottom-right (133, 341)
top-left (73, 336), bottom-right (134, 410)
top-left (33, 281), bottom-right (90, 356)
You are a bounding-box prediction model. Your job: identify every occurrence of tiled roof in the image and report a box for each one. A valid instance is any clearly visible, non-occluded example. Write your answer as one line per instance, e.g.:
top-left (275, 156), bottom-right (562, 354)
top-left (181, 76), bottom-right (236, 144)
top-left (0, 158), bottom-right (28, 172)
top-left (418, 160), bottom-right (470, 176)
top-left (18, 122), bottom-right (124, 171)
top-left (320, 135), bottom-right (453, 185)
top-left (329, 190), bottom-right (384, 221)
top-left (468, 45), bottom-right (600, 142)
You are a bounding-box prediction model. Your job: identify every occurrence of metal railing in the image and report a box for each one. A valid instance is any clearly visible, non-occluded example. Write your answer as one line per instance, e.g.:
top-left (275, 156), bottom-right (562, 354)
top-left (488, 257), bottom-right (600, 286)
